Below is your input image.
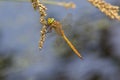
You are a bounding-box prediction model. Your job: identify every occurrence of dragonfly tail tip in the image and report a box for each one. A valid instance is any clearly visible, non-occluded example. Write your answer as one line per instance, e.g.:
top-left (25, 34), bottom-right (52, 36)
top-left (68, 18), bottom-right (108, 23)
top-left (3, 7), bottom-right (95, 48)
top-left (79, 56), bottom-right (83, 60)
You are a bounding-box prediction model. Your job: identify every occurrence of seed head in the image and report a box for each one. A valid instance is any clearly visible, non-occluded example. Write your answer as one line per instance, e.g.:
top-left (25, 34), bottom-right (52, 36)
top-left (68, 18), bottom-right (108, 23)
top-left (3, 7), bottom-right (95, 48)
top-left (88, 0), bottom-right (120, 20)
top-left (31, 0), bottom-right (47, 49)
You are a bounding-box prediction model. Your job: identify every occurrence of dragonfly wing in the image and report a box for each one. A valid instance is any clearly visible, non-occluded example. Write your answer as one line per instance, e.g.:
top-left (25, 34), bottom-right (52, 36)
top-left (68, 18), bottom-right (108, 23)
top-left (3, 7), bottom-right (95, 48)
top-left (61, 14), bottom-right (73, 28)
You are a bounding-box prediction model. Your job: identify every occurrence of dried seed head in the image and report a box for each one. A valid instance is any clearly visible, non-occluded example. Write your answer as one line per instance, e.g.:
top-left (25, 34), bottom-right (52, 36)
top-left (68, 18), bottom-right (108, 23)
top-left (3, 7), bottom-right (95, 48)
top-left (31, 0), bottom-right (38, 10)
top-left (31, 0), bottom-right (48, 49)
top-left (58, 2), bottom-right (76, 9)
top-left (88, 0), bottom-right (120, 20)
top-left (39, 26), bottom-right (47, 49)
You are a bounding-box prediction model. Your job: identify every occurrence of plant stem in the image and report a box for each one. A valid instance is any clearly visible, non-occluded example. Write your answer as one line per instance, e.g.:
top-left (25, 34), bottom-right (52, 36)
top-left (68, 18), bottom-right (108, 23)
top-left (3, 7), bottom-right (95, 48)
top-left (0, 0), bottom-right (63, 5)
top-left (0, 0), bottom-right (30, 2)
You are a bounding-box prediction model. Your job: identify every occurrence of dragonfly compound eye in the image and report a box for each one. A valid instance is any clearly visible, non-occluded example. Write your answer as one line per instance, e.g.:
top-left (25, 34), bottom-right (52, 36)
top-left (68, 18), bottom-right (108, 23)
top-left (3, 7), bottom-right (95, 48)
top-left (47, 18), bottom-right (55, 25)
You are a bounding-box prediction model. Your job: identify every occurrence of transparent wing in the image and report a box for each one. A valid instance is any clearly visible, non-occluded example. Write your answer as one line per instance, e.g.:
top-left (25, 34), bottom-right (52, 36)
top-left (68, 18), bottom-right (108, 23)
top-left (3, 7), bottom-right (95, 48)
top-left (61, 14), bottom-right (73, 29)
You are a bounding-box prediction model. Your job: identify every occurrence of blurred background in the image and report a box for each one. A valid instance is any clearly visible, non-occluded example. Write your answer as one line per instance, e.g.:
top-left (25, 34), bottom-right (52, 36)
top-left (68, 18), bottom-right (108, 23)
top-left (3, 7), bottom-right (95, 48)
top-left (0, 0), bottom-right (120, 80)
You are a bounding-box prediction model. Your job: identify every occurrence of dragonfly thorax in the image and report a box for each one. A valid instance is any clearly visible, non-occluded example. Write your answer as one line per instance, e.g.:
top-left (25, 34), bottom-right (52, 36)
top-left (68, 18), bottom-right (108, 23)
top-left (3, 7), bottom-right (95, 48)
top-left (47, 18), bottom-right (55, 25)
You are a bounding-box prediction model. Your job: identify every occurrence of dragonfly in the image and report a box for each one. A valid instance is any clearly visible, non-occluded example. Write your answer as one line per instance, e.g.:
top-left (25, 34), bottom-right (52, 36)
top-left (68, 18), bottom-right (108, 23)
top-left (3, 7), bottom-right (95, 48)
top-left (46, 18), bottom-right (82, 59)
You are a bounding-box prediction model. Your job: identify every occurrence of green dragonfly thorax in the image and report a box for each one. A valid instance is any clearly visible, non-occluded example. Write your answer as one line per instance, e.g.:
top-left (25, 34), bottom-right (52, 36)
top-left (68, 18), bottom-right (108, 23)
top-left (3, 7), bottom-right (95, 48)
top-left (47, 18), bottom-right (55, 25)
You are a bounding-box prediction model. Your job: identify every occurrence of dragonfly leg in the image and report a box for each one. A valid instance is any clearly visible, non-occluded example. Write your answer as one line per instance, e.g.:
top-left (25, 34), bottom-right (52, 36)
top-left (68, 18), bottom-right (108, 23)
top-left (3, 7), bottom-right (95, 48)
top-left (46, 26), bottom-right (52, 33)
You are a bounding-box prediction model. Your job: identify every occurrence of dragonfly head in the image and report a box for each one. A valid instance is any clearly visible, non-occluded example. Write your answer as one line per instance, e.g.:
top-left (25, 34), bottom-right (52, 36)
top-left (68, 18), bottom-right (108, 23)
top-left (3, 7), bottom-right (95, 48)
top-left (47, 18), bottom-right (55, 25)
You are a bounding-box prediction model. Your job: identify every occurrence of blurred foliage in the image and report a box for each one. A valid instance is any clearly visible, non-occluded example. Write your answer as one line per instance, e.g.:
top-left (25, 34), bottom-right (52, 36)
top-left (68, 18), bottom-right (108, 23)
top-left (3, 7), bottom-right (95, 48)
top-left (0, 51), bottom-right (14, 80)
top-left (0, 27), bottom-right (14, 80)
